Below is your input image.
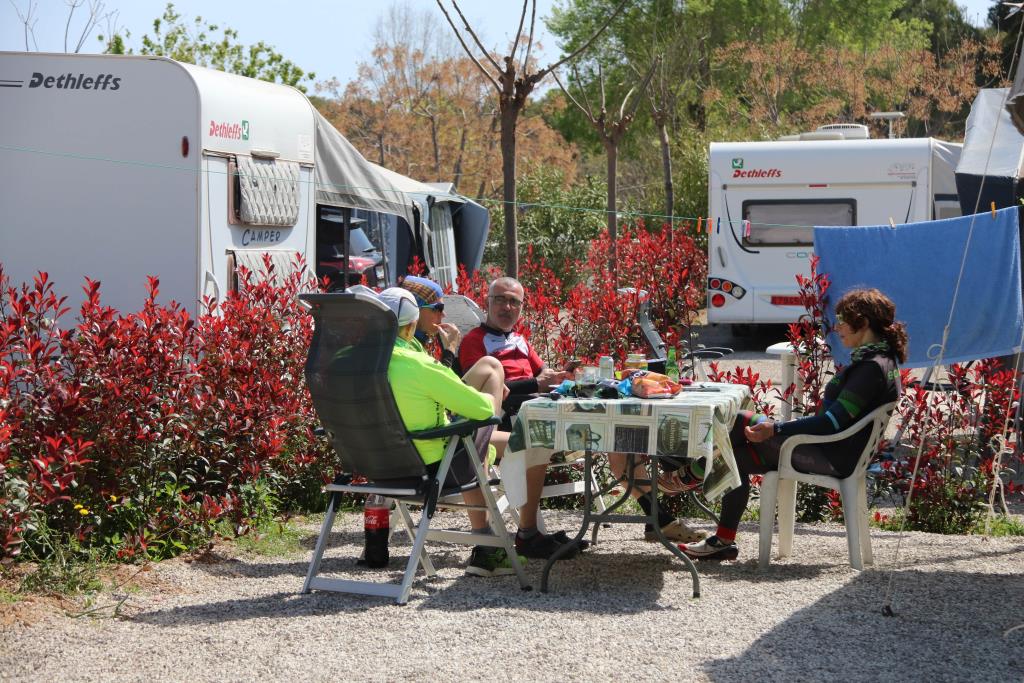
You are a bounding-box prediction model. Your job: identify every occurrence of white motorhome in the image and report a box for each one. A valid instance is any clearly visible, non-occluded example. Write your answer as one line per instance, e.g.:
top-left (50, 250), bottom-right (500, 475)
top-left (706, 125), bottom-right (962, 329)
top-left (0, 52), bottom-right (487, 314)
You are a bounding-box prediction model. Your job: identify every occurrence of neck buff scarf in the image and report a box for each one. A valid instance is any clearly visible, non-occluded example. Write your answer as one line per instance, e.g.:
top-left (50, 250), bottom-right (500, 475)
top-left (850, 340), bottom-right (891, 363)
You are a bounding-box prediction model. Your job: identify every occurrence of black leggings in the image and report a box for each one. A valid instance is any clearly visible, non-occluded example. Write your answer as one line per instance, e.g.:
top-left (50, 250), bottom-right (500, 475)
top-left (719, 411), bottom-right (845, 533)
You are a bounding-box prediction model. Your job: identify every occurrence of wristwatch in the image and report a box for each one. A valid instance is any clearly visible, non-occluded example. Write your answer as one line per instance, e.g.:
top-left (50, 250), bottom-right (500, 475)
top-left (773, 421), bottom-right (783, 436)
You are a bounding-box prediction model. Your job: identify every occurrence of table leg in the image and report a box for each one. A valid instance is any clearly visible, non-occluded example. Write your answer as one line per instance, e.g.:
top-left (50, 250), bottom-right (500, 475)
top-left (648, 456), bottom-right (701, 599)
top-left (540, 449), bottom-right (596, 593)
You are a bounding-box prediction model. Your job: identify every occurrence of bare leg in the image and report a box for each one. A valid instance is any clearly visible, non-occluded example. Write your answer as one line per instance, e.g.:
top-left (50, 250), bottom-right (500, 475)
top-left (462, 356), bottom-right (505, 415)
top-left (516, 463), bottom-right (548, 529)
top-left (461, 487), bottom-right (488, 529)
top-left (608, 451), bottom-right (652, 499)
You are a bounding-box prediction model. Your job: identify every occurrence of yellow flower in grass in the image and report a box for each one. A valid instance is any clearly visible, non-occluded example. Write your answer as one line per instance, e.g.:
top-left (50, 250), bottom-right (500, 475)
top-left (78, 507), bottom-right (91, 515)
top-left (73, 503), bottom-right (82, 510)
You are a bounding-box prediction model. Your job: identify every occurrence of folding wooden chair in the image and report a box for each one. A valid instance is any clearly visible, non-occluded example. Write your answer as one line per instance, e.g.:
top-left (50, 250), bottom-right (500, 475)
top-left (299, 292), bottom-right (530, 604)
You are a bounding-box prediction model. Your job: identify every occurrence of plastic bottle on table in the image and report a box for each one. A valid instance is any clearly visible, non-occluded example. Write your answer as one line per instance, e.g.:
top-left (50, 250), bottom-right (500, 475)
top-left (598, 355), bottom-right (615, 380)
top-left (361, 494), bottom-right (390, 568)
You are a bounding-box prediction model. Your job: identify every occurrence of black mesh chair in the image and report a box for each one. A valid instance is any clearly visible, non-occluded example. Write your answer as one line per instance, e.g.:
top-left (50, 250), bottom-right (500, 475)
top-left (299, 292), bottom-right (530, 604)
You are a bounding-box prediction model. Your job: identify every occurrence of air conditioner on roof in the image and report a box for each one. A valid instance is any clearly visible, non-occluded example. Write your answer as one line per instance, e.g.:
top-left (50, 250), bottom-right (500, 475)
top-left (815, 123), bottom-right (870, 139)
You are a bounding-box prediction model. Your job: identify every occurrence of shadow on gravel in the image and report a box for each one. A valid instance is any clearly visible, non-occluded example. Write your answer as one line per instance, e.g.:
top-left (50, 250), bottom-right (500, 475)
top-left (132, 549), bottom-right (708, 624)
top-left (704, 567), bottom-right (1024, 681)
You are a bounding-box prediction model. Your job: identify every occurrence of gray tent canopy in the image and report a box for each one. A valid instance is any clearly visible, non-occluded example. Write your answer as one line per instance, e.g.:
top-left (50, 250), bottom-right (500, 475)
top-left (312, 109), bottom-right (415, 228)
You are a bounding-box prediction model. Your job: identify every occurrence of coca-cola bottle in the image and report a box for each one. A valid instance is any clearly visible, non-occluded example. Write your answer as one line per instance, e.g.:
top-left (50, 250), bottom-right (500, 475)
top-left (361, 494), bottom-right (390, 568)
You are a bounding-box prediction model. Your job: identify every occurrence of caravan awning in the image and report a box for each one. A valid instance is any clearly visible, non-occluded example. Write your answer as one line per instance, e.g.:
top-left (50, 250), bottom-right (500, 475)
top-left (369, 163), bottom-right (467, 205)
top-left (312, 110), bottom-right (415, 227)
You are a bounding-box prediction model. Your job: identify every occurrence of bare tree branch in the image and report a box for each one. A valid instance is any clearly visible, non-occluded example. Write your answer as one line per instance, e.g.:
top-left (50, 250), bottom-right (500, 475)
top-left (73, 0), bottom-right (107, 53)
top-left (552, 68), bottom-right (596, 123)
top-left (10, 0), bottom-right (39, 51)
top-left (622, 57), bottom-right (658, 122)
top-left (434, 0), bottom-right (501, 91)
top-left (573, 63), bottom-right (596, 122)
top-left (447, 0), bottom-right (503, 72)
top-left (509, 0), bottom-right (528, 69)
top-left (522, 0), bottom-right (537, 72)
top-left (535, 0), bottom-right (629, 81)
top-left (63, 0), bottom-right (82, 52)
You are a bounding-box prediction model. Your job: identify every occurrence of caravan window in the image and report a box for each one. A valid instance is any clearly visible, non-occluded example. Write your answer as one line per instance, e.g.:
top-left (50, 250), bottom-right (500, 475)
top-left (742, 200), bottom-right (855, 246)
top-left (229, 156), bottom-right (301, 226)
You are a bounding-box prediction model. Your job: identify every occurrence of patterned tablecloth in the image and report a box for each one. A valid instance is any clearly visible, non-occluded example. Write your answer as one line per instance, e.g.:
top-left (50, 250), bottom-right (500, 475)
top-left (502, 382), bottom-right (753, 507)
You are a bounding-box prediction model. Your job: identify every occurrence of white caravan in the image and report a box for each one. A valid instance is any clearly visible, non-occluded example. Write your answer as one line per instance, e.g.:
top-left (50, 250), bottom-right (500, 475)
top-left (706, 125), bottom-right (962, 328)
top-left (0, 52), bottom-right (487, 315)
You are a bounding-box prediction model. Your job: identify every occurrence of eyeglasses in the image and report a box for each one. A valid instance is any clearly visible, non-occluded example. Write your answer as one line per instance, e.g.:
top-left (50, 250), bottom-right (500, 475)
top-left (835, 314), bottom-right (849, 327)
top-left (489, 295), bottom-right (524, 309)
top-left (421, 303), bottom-right (444, 312)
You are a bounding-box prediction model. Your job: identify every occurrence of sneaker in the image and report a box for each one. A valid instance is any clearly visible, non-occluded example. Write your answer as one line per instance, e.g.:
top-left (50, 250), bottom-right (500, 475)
top-left (465, 546), bottom-right (526, 577)
top-left (644, 519), bottom-right (706, 544)
top-left (678, 536), bottom-right (739, 561)
top-left (515, 531), bottom-right (581, 559)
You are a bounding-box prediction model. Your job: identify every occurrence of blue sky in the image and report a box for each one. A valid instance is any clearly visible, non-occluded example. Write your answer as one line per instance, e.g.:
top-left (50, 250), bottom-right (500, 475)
top-left (0, 0), bottom-right (1002, 89)
top-left (0, 0), bottom-right (560, 88)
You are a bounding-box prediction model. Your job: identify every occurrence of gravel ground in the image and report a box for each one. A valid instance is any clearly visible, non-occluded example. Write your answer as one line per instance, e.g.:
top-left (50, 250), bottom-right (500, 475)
top-left (4, 344), bottom-right (1021, 682)
top-left (2, 510), bottom-right (1022, 683)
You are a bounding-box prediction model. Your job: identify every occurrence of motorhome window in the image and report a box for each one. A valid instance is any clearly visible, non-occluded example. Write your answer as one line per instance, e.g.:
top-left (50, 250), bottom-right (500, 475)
top-left (428, 204), bottom-right (456, 288)
top-left (742, 200), bottom-right (855, 246)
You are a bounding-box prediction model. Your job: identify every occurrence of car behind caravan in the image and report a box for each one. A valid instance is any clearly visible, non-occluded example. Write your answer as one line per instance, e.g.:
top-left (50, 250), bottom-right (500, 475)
top-left (706, 126), bottom-right (962, 328)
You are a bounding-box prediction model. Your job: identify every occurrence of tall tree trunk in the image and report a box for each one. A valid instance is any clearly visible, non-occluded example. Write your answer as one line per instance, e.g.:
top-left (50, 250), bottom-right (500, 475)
top-left (657, 117), bottom-right (674, 232)
top-left (452, 112), bottom-right (468, 189)
top-left (429, 115), bottom-right (441, 178)
top-left (605, 139), bottom-right (618, 284)
top-left (500, 102), bottom-right (519, 277)
top-left (377, 131), bottom-right (385, 167)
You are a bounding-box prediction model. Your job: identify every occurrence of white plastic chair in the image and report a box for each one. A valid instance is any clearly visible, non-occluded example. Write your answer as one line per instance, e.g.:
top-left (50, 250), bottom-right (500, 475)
top-left (758, 402), bottom-right (897, 570)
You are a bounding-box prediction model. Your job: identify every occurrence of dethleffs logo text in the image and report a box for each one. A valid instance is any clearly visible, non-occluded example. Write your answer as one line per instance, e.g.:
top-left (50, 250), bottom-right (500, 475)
top-left (209, 119), bottom-right (250, 140)
top-left (732, 167), bottom-right (782, 179)
top-left (730, 158), bottom-right (782, 178)
top-left (27, 71), bottom-right (121, 90)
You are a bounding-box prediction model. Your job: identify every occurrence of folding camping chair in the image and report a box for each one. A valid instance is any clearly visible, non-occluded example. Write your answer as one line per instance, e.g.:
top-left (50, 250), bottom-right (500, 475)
top-left (299, 292), bottom-right (530, 604)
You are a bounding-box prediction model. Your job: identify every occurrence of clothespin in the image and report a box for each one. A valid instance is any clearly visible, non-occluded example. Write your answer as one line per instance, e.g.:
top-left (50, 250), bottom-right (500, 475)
top-left (716, 217), bottom-right (721, 234)
top-left (992, 201), bottom-right (997, 219)
top-left (707, 216), bottom-right (714, 234)
top-left (743, 219), bottom-right (751, 238)
top-left (696, 216), bottom-right (702, 233)
top-left (888, 217), bottom-right (896, 229)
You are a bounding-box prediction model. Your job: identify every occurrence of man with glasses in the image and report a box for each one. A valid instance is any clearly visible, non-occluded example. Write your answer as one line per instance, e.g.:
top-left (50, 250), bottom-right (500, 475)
top-left (459, 276), bottom-right (581, 559)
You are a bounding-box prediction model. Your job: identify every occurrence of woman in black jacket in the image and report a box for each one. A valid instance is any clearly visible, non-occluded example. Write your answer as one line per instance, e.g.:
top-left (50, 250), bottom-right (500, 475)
top-left (681, 288), bottom-right (907, 560)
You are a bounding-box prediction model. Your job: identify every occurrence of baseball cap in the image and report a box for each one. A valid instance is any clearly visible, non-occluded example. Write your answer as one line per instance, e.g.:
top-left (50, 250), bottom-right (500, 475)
top-left (378, 287), bottom-right (420, 326)
top-left (400, 275), bottom-right (444, 309)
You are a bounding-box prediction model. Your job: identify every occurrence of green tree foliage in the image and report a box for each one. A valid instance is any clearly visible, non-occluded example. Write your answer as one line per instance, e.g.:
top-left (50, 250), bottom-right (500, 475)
top-left (101, 3), bottom-right (313, 92)
top-left (486, 164), bottom-right (607, 283)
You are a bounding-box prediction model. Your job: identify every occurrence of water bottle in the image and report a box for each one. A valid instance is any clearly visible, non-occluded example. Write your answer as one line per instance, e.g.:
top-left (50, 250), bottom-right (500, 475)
top-left (361, 494), bottom-right (390, 568)
top-left (599, 355), bottom-right (615, 380)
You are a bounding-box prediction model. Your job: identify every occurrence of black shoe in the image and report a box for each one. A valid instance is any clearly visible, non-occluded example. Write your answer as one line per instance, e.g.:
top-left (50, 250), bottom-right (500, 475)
top-left (515, 531), bottom-right (581, 559)
top-left (549, 530), bottom-right (590, 551)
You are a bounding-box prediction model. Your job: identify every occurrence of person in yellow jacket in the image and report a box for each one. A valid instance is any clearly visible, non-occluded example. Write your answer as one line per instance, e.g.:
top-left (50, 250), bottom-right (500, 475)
top-left (378, 288), bottom-right (523, 577)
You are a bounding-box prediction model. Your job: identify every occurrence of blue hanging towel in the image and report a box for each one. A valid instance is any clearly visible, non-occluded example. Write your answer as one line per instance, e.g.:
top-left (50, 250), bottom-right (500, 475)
top-left (814, 206), bottom-right (1023, 368)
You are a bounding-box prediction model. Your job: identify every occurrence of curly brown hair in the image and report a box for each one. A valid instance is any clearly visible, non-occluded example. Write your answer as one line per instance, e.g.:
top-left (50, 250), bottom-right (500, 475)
top-left (834, 288), bottom-right (908, 363)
